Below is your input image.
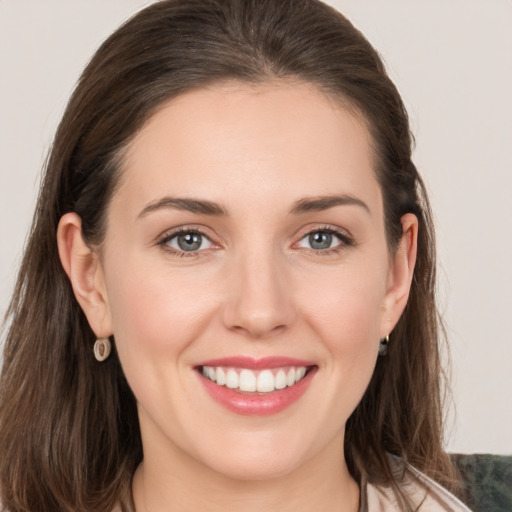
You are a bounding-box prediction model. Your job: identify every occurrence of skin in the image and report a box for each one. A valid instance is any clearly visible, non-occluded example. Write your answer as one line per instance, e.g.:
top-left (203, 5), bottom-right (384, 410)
top-left (58, 82), bottom-right (417, 512)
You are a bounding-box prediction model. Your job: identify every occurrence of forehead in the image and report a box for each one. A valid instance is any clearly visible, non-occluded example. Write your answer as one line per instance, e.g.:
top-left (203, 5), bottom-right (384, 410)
top-left (117, 81), bottom-right (381, 216)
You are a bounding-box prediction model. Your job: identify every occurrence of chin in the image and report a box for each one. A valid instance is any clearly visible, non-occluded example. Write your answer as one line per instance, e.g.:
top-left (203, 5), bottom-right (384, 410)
top-left (181, 427), bottom-right (306, 482)
top-left (203, 451), bottom-right (305, 482)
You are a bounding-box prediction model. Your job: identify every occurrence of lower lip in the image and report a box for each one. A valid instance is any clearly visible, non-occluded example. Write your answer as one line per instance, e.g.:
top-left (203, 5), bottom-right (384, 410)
top-left (197, 367), bottom-right (317, 416)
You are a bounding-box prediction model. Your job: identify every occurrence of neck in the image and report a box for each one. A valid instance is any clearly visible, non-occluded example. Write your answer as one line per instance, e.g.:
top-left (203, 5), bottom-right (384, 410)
top-left (132, 435), bottom-right (359, 512)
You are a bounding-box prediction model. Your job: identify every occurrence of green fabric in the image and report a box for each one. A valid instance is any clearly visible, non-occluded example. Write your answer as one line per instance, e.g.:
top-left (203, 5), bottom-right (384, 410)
top-left (451, 453), bottom-right (512, 512)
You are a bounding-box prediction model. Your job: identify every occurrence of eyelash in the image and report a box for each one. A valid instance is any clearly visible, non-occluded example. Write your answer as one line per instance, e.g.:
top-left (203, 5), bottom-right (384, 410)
top-left (157, 227), bottom-right (217, 258)
top-left (157, 225), bottom-right (354, 258)
top-left (295, 225), bottom-right (354, 256)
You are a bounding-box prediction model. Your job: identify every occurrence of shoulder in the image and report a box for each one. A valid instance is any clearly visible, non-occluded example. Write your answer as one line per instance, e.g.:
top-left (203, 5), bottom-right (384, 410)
top-left (363, 456), bottom-right (472, 512)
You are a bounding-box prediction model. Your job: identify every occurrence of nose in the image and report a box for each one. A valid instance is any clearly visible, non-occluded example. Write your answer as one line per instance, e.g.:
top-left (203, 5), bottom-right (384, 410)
top-left (222, 248), bottom-right (296, 339)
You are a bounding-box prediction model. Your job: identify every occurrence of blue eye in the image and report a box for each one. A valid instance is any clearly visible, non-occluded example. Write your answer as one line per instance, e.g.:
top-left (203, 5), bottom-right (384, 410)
top-left (164, 231), bottom-right (213, 252)
top-left (297, 229), bottom-right (347, 251)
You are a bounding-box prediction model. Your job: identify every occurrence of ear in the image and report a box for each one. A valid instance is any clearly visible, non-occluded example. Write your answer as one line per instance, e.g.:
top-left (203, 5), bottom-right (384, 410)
top-left (57, 212), bottom-right (113, 338)
top-left (380, 213), bottom-right (418, 337)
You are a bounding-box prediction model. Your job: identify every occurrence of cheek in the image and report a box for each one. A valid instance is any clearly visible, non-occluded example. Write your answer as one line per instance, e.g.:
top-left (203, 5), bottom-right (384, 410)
top-left (104, 255), bottom-right (217, 364)
top-left (299, 259), bottom-right (387, 345)
top-left (318, 284), bottom-right (381, 385)
top-left (296, 259), bottom-right (386, 399)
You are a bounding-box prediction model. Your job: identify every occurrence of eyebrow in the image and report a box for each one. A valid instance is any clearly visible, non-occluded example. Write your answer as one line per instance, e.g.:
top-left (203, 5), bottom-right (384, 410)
top-left (290, 194), bottom-right (371, 215)
top-left (138, 197), bottom-right (228, 218)
top-left (138, 193), bottom-right (370, 219)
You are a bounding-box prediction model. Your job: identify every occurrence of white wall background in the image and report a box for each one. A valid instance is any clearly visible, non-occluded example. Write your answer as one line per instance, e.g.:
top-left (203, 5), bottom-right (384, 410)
top-left (0, 0), bottom-right (511, 455)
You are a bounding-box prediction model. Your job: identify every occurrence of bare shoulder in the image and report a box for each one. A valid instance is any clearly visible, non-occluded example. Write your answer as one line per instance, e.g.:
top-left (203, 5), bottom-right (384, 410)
top-left (364, 457), bottom-right (472, 512)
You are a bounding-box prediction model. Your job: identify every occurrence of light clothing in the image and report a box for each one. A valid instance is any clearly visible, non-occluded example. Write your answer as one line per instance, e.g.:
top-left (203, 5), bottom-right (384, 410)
top-left (360, 458), bottom-right (472, 511)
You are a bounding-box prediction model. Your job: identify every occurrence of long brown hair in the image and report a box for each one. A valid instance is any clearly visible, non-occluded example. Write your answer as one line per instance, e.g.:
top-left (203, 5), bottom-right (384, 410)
top-left (0, 1), bottom-right (455, 510)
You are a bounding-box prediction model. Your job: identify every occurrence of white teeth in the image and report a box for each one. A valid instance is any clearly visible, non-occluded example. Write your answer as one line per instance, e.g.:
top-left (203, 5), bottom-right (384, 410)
top-left (216, 367), bottom-right (226, 386)
top-left (286, 368), bottom-right (296, 386)
top-left (201, 365), bottom-right (309, 393)
top-left (256, 369), bottom-right (275, 392)
top-left (295, 367), bottom-right (306, 382)
top-left (275, 369), bottom-right (287, 390)
top-left (239, 369), bottom-right (257, 392)
top-left (225, 369), bottom-right (239, 389)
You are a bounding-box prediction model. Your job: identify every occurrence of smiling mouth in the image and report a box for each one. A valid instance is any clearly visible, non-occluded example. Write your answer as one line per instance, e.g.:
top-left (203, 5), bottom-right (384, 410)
top-left (195, 358), bottom-right (318, 415)
top-left (198, 365), bottom-right (313, 394)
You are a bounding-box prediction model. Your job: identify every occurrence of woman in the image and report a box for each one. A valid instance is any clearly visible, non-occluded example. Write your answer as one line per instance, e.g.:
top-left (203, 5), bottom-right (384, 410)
top-left (0, 1), bottom-right (472, 511)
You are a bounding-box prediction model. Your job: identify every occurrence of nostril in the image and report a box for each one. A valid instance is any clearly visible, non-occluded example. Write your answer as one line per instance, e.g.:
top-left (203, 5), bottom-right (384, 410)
top-left (221, 269), bottom-right (296, 337)
top-left (229, 322), bottom-right (287, 339)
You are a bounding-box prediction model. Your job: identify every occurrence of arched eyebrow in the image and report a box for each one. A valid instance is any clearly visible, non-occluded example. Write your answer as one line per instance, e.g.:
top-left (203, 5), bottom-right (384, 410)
top-left (138, 194), bottom-right (370, 218)
top-left (138, 197), bottom-right (228, 218)
top-left (290, 195), bottom-right (371, 215)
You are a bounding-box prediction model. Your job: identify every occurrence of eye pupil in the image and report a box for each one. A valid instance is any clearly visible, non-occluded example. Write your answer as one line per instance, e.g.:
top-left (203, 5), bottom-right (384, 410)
top-left (177, 232), bottom-right (202, 251)
top-left (309, 231), bottom-right (332, 250)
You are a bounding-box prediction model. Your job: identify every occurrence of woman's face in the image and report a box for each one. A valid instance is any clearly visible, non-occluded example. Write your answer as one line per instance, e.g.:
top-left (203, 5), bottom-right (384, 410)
top-left (92, 82), bottom-right (415, 480)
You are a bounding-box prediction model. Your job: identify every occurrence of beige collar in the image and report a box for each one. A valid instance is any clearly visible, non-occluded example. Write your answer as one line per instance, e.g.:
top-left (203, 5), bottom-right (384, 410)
top-left (360, 458), bottom-right (472, 512)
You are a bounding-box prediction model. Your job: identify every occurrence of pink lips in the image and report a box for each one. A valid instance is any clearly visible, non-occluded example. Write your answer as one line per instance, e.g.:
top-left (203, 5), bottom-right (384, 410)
top-left (195, 356), bottom-right (317, 416)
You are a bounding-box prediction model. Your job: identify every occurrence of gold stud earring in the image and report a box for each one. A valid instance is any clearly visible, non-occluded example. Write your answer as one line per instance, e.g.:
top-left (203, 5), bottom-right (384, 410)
top-left (93, 338), bottom-right (111, 362)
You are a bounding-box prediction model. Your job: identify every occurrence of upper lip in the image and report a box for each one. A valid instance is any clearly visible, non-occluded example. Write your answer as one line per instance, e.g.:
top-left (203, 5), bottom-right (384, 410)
top-left (195, 356), bottom-right (316, 370)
